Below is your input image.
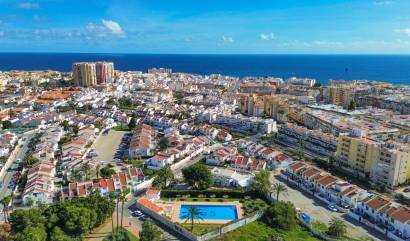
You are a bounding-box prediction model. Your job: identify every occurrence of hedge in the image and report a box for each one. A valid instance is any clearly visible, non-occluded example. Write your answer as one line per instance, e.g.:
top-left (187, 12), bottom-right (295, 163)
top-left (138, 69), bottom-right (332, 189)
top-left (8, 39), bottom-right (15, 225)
top-left (160, 189), bottom-right (267, 201)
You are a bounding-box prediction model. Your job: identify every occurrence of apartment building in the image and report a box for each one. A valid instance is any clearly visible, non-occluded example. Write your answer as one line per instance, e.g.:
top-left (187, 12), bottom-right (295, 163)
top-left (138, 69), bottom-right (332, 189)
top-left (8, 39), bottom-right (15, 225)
top-left (371, 141), bottom-right (410, 188)
top-left (336, 132), bottom-right (380, 178)
top-left (95, 62), bottom-right (114, 84)
top-left (277, 122), bottom-right (337, 158)
top-left (72, 62), bottom-right (97, 87)
top-left (325, 80), bottom-right (356, 108)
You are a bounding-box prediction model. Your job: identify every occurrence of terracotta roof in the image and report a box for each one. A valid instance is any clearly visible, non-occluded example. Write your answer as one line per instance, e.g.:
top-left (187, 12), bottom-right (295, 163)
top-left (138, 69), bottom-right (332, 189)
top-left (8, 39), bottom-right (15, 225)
top-left (339, 186), bottom-right (357, 197)
top-left (365, 196), bottom-right (390, 211)
top-left (302, 167), bottom-right (322, 178)
top-left (137, 197), bottom-right (164, 213)
top-left (317, 175), bottom-right (339, 187)
top-left (390, 207), bottom-right (410, 224)
top-left (289, 162), bottom-right (306, 171)
top-left (146, 188), bottom-right (161, 195)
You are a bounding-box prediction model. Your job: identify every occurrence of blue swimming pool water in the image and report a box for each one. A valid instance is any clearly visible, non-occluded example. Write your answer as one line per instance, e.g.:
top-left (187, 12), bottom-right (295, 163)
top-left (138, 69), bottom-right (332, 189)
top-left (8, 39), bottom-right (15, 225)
top-left (179, 204), bottom-right (238, 220)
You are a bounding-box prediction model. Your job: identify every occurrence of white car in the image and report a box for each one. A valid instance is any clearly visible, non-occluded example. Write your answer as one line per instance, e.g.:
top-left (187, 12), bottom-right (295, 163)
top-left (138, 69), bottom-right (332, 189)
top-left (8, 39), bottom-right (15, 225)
top-left (327, 204), bottom-right (338, 212)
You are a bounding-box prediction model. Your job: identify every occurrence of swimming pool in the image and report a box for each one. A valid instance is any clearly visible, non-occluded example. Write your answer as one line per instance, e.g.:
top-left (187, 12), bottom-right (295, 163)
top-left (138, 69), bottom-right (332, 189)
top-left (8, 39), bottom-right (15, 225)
top-left (178, 204), bottom-right (238, 221)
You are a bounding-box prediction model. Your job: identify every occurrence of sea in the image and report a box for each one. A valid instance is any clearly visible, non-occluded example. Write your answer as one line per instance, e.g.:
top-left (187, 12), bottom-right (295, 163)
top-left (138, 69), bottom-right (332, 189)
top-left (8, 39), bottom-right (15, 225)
top-left (0, 53), bottom-right (410, 85)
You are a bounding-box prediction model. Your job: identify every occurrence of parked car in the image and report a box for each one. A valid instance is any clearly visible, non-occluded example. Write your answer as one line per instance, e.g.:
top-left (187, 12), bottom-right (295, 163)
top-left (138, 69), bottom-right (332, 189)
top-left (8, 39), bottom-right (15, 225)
top-left (327, 204), bottom-right (338, 212)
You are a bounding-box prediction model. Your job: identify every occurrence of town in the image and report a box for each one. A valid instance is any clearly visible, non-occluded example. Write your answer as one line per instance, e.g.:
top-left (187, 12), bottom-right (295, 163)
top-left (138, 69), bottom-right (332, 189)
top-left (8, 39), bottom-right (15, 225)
top-left (0, 62), bottom-right (409, 241)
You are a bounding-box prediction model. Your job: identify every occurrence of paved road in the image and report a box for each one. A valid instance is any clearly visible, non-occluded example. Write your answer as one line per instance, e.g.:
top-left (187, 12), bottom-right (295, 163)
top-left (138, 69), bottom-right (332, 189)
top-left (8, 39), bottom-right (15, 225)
top-left (271, 174), bottom-right (387, 241)
top-left (0, 131), bottom-right (36, 200)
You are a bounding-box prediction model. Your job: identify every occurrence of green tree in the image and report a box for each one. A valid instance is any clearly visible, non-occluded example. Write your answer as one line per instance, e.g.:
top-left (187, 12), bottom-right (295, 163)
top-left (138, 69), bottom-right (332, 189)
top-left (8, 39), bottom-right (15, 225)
top-left (72, 125), bottom-right (79, 136)
top-left (181, 206), bottom-right (205, 231)
top-left (347, 100), bottom-right (356, 111)
top-left (263, 201), bottom-right (297, 230)
top-left (252, 170), bottom-right (271, 195)
top-left (297, 138), bottom-right (305, 160)
top-left (100, 167), bottom-right (116, 179)
top-left (1, 196), bottom-right (12, 223)
top-left (9, 226), bottom-right (47, 241)
top-left (26, 197), bottom-right (34, 207)
top-left (64, 206), bottom-right (97, 237)
top-left (158, 137), bottom-right (170, 151)
top-left (139, 221), bottom-right (161, 241)
top-left (60, 120), bottom-right (70, 131)
top-left (128, 118), bottom-right (136, 130)
top-left (271, 183), bottom-right (288, 201)
top-left (182, 163), bottom-right (213, 190)
top-left (24, 153), bottom-right (40, 167)
top-left (2, 120), bottom-right (12, 130)
top-left (95, 164), bottom-right (101, 179)
top-left (106, 97), bottom-right (116, 106)
top-left (327, 217), bottom-right (347, 238)
top-left (49, 227), bottom-right (72, 241)
top-left (81, 163), bottom-right (92, 181)
top-left (108, 192), bottom-right (116, 233)
top-left (153, 165), bottom-right (174, 189)
top-left (103, 228), bottom-right (131, 241)
top-left (8, 209), bottom-right (45, 233)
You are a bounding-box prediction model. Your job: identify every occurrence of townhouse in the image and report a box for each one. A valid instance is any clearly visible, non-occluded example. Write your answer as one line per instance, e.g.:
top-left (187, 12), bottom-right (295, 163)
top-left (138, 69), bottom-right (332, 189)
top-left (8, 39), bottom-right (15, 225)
top-left (285, 162), bottom-right (370, 209)
top-left (128, 124), bottom-right (154, 158)
top-left (62, 167), bottom-right (145, 199)
top-left (230, 155), bottom-right (266, 172)
top-left (354, 195), bottom-right (410, 241)
top-left (22, 160), bottom-right (56, 205)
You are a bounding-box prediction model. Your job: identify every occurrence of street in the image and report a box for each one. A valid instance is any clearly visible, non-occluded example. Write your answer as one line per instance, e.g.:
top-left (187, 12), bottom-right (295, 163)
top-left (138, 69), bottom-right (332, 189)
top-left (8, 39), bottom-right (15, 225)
top-left (0, 131), bottom-right (36, 201)
top-left (270, 174), bottom-right (387, 241)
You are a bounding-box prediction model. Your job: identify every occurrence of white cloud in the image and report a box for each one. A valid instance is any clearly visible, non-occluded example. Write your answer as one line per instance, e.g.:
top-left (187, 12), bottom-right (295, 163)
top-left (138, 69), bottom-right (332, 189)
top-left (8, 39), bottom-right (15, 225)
top-left (102, 19), bottom-right (124, 35)
top-left (16, 2), bottom-right (40, 9)
top-left (260, 32), bottom-right (275, 40)
top-left (222, 36), bottom-right (234, 43)
top-left (373, 1), bottom-right (393, 6)
top-left (395, 28), bottom-right (410, 36)
top-left (86, 20), bottom-right (126, 38)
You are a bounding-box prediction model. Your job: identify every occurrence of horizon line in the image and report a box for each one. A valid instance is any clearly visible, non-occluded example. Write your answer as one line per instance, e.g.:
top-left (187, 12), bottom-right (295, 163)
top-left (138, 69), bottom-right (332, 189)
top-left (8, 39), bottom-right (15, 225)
top-left (1, 51), bottom-right (410, 56)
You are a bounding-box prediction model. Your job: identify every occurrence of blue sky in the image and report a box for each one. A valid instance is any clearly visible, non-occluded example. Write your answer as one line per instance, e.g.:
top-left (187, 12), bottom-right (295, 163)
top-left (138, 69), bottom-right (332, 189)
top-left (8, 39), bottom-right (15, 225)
top-left (1, 0), bottom-right (410, 53)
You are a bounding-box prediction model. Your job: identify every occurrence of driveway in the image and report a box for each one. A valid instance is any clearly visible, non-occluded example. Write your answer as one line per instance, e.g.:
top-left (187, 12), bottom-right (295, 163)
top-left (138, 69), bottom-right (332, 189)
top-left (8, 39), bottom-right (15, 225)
top-left (271, 174), bottom-right (387, 241)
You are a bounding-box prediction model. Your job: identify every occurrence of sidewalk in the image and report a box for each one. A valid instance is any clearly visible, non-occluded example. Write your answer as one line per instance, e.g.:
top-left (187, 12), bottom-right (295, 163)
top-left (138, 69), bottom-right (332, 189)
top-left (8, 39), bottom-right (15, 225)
top-left (86, 212), bottom-right (139, 241)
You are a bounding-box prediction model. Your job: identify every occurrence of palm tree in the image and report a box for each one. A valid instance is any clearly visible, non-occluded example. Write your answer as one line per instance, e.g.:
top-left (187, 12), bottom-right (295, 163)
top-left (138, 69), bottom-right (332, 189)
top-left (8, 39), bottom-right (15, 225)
top-left (1, 196), bottom-right (11, 223)
top-left (95, 164), bottom-right (101, 179)
top-left (116, 192), bottom-right (120, 233)
top-left (81, 163), bottom-right (91, 181)
top-left (298, 138), bottom-right (305, 161)
top-left (108, 191), bottom-right (116, 233)
top-left (119, 188), bottom-right (130, 230)
top-left (271, 183), bottom-right (288, 201)
top-left (181, 206), bottom-right (205, 231)
top-left (8, 193), bottom-right (15, 210)
top-left (327, 217), bottom-right (347, 238)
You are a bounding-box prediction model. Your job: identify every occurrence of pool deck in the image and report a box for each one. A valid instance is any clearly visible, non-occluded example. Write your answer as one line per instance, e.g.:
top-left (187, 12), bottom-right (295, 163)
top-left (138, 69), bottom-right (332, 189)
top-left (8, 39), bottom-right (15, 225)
top-left (170, 201), bottom-right (243, 224)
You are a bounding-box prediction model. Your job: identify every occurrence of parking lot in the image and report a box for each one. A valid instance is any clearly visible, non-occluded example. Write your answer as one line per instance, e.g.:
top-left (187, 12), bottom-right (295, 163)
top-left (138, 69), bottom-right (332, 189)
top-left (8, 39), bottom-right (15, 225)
top-left (92, 130), bottom-right (131, 163)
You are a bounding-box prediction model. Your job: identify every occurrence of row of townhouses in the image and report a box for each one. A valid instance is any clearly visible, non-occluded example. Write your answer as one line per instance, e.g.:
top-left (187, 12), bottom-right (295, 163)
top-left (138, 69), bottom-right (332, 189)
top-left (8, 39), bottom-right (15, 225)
top-left (285, 161), bottom-right (410, 241)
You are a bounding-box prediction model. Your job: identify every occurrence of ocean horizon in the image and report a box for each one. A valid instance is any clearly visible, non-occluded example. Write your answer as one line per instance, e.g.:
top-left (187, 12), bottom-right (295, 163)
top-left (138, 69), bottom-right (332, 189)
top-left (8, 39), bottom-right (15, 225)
top-left (1, 53), bottom-right (410, 85)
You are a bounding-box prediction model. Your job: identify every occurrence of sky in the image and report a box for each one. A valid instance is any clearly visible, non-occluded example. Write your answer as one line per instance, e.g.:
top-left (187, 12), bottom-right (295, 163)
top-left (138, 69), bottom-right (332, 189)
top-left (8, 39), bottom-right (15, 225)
top-left (1, 0), bottom-right (410, 54)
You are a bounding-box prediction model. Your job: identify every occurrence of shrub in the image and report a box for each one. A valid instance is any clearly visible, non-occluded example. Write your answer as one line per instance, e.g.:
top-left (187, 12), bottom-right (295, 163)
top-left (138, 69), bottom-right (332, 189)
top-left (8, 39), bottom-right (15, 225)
top-left (160, 189), bottom-right (265, 200)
